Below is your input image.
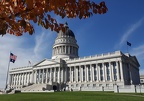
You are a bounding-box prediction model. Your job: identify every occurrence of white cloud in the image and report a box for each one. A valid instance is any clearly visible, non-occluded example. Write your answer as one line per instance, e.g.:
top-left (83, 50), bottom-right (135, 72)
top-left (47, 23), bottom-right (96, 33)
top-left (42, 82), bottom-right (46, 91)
top-left (0, 29), bottom-right (55, 89)
top-left (117, 17), bottom-right (144, 48)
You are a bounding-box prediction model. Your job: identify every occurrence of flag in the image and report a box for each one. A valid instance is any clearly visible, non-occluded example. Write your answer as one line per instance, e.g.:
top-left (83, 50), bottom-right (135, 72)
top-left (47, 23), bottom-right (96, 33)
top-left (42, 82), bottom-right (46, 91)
top-left (127, 41), bottom-right (131, 46)
top-left (10, 53), bottom-right (17, 63)
top-left (28, 61), bottom-right (31, 64)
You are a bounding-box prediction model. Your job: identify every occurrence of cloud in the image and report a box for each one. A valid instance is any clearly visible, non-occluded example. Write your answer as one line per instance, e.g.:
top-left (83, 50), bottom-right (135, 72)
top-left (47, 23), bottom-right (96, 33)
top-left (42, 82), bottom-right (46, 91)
top-left (0, 14), bottom-right (62, 90)
top-left (0, 29), bottom-right (55, 89)
top-left (117, 17), bottom-right (144, 48)
top-left (34, 29), bottom-right (56, 59)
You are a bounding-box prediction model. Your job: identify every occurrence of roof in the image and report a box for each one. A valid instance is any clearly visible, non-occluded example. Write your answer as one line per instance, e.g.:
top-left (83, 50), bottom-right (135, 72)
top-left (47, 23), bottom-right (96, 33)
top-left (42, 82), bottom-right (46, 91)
top-left (57, 23), bottom-right (75, 38)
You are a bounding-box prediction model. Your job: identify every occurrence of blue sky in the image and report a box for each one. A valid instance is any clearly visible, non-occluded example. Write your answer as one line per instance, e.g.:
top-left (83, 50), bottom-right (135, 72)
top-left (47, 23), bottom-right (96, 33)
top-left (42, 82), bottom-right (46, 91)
top-left (0, 0), bottom-right (144, 89)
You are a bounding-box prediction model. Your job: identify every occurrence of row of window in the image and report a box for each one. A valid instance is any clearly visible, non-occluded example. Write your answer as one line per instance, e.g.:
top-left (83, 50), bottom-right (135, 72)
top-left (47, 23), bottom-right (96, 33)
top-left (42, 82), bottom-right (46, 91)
top-left (71, 83), bottom-right (110, 88)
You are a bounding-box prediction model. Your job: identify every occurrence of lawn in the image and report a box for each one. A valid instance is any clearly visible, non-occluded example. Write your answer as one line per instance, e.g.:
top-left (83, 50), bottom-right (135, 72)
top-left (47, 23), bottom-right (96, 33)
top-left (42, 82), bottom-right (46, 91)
top-left (0, 91), bottom-right (144, 101)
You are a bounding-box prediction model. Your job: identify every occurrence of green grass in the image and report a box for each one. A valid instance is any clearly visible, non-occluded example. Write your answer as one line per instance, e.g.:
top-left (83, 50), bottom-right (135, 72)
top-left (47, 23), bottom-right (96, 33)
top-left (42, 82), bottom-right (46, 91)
top-left (0, 91), bottom-right (144, 101)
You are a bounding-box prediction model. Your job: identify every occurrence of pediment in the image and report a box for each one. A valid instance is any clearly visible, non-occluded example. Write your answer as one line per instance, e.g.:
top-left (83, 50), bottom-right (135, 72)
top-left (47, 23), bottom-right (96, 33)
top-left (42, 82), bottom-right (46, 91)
top-left (33, 58), bottom-right (61, 67)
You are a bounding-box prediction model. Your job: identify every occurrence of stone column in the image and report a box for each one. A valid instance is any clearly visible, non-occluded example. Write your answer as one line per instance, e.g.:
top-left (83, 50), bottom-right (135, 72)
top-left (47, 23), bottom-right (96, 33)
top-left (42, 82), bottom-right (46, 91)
top-left (17, 74), bottom-right (19, 85)
top-left (104, 63), bottom-right (107, 81)
top-left (119, 61), bottom-right (124, 81)
top-left (109, 62), bottom-right (112, 81)
top-left (71, 67), bottom-right (74, 82)
top-left (42, 69), bottom-right (44, 83)
top-left (27, 72), bottom-right (29, 85)
top-left (57, 67), bottom-right (60, 83)
top-left (15, 74), bottom-right (17, 86)
top-left (25, 72), bottom-right (27, 85)
top-left (116, 61), bottom-right (120, 81)
top-left (16, 74), bottom-right (19, 85)
top-left (91, 64), bottom-right (94, 82)
top-left (49, 68), bottom-right (52, 82)
top-left (84, 65), bottom-right (86, 82)
top-left (13, 74), bottom-right (14, 85)
top-left (74, 66), bottom-right (76, 82)
top-left (53, 67), bottom-right (56, 82)
top-left (102, 63), bottom-right (106, 82)
top-left (19, 74), bottom-right (21, 85)
top-left (61, 67), bottom-right (63, 83)
top-left (14, 74), bottom-right (16, 86)
top-left (65, 66), bottom-right (67, 82)
top-left (9, 74), bottom-right (11, 86)
top-left (31, 71), bottom-right (34, 84)
top-left (38, 69), bottom-right (41, 84)
top-left (21, 73), bottom-right (23, 85)
top-left (79, 65), bottom-right (82, 82)
top-left (111, 62), bottom-right (114, 81)
top-left (96, 64), bottom-right (99, 82)
top-left (76, 66), bottom-right (78, 82)
top-left (45, 69), bottom-right (48, 83)
top-left (82, 66), bottom-right (84, 82)
top-left (33, 70), bottom-right (35, 84)
top-left (29, 72), bottom-right (32, 84)
top-left (23, 73), bottom-right (25, 85)
top-left (69, 67), bottom-right (71, 82)
top-left (10, 74), bottom-right (13, 85)
top-left (9, 74), bottom-right (12, 85)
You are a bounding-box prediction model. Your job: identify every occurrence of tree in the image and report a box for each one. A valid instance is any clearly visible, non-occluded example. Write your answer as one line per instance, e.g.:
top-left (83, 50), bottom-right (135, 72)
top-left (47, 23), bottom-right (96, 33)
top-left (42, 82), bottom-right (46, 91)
top-left (0, 0), bottom-right (108, 36)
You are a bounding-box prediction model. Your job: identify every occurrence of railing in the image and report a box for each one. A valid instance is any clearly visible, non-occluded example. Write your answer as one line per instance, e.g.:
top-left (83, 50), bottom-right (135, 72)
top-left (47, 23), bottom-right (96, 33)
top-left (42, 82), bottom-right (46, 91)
top-left (68, 51), bottom-right (121, 61)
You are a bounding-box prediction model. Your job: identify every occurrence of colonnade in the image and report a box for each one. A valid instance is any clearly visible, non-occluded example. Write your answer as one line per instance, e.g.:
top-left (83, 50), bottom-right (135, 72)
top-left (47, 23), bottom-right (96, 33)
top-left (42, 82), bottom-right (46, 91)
top-left (10, 72), bottom-right (33, 86)
top-left (53, 45), bottom-right (78, 56)
top-left (67, 61), bottom-right (124, 83)
top-left (34, 67), bottom-right (64, 84)
top-left (9, 61), bottom-right (124, 87)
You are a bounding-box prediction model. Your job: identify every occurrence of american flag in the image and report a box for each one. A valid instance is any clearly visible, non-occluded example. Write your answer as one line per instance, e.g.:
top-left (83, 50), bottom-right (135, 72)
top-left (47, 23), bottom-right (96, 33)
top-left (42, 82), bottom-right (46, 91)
top-left (10, 53), bottom-right (17, 63)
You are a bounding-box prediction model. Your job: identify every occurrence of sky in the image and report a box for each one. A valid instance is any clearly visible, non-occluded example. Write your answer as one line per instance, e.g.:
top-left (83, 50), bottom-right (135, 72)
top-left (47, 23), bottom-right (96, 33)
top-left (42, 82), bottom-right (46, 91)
top-left (0, 0), bottom-right (144, 89)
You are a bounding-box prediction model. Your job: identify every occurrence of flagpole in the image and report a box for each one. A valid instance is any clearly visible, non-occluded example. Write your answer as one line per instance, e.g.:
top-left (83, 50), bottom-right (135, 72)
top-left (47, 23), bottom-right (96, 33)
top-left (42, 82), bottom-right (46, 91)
top-left (5, 53), bottom-right (11, 90)
top-left (127, 44), bottom-right (129, 54)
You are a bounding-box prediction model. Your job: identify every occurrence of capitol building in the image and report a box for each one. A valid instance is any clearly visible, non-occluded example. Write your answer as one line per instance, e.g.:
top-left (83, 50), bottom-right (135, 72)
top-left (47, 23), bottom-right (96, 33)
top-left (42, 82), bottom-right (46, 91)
top-left (8, 23), bottom-right (140, 92)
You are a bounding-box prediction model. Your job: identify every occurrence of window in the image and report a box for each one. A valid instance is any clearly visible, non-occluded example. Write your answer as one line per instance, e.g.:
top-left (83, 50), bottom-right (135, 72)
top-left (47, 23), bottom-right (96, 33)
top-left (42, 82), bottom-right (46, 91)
top-left (107, 76), bottom-right (110, 81)
top-left (101, 76), bottom-right (103, 81)
top-left (81, 84), bottom-right (84, 87)
top-left (114, 75), bottom-right (117, 81)
top-left (141, 80), bottom-right (144, 82)
top-left (94, 76), bottom-right (97, 81)
top-left (87, 84), bottom-right (90, 87)
top-left (99, 84), bottom-right (102, 87)
top-left (93, 84), bottom-right (96, 87)
top-left (106, 84), bottom-right (109, 87)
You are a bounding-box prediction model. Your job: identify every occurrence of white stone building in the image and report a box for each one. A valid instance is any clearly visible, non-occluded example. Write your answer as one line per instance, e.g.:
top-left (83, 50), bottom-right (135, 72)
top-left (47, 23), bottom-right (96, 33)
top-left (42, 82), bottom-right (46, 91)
top-left (8, 23), bottom-right (140, 91)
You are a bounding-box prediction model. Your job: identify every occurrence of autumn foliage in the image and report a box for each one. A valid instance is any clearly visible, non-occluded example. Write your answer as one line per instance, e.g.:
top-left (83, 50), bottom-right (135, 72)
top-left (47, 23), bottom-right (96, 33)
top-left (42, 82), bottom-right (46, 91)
top-left (0, 0), bottom-right (108, 36)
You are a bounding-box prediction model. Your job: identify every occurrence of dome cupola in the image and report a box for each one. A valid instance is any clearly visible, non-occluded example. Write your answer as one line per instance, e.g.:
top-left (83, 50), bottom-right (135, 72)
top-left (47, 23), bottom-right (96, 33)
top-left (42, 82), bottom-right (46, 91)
top-left (52, 23), bottom-right (79, 59)
top-left (57, 22), bottom-right (75, 38)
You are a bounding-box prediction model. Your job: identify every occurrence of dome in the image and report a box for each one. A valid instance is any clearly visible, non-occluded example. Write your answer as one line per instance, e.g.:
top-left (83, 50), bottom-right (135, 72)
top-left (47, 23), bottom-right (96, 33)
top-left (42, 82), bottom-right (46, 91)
top-left (57, 23), bottom-right (75, 38)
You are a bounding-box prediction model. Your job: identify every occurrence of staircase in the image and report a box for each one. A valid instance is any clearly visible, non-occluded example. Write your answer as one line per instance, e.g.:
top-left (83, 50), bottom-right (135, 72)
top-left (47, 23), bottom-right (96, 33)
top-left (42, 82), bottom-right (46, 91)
top-left (21, 84), bottom-right (53, 92)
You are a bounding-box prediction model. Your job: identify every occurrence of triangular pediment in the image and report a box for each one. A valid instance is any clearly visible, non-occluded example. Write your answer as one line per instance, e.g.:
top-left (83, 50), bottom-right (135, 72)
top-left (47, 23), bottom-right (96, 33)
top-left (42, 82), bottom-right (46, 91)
top-left (33, 58), bottom-right (61, 67)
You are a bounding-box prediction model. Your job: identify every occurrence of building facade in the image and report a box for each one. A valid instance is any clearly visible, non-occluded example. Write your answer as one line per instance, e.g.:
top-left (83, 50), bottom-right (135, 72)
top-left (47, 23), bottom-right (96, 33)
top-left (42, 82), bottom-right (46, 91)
top-left (8, 23), bottom-right (140, 91)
